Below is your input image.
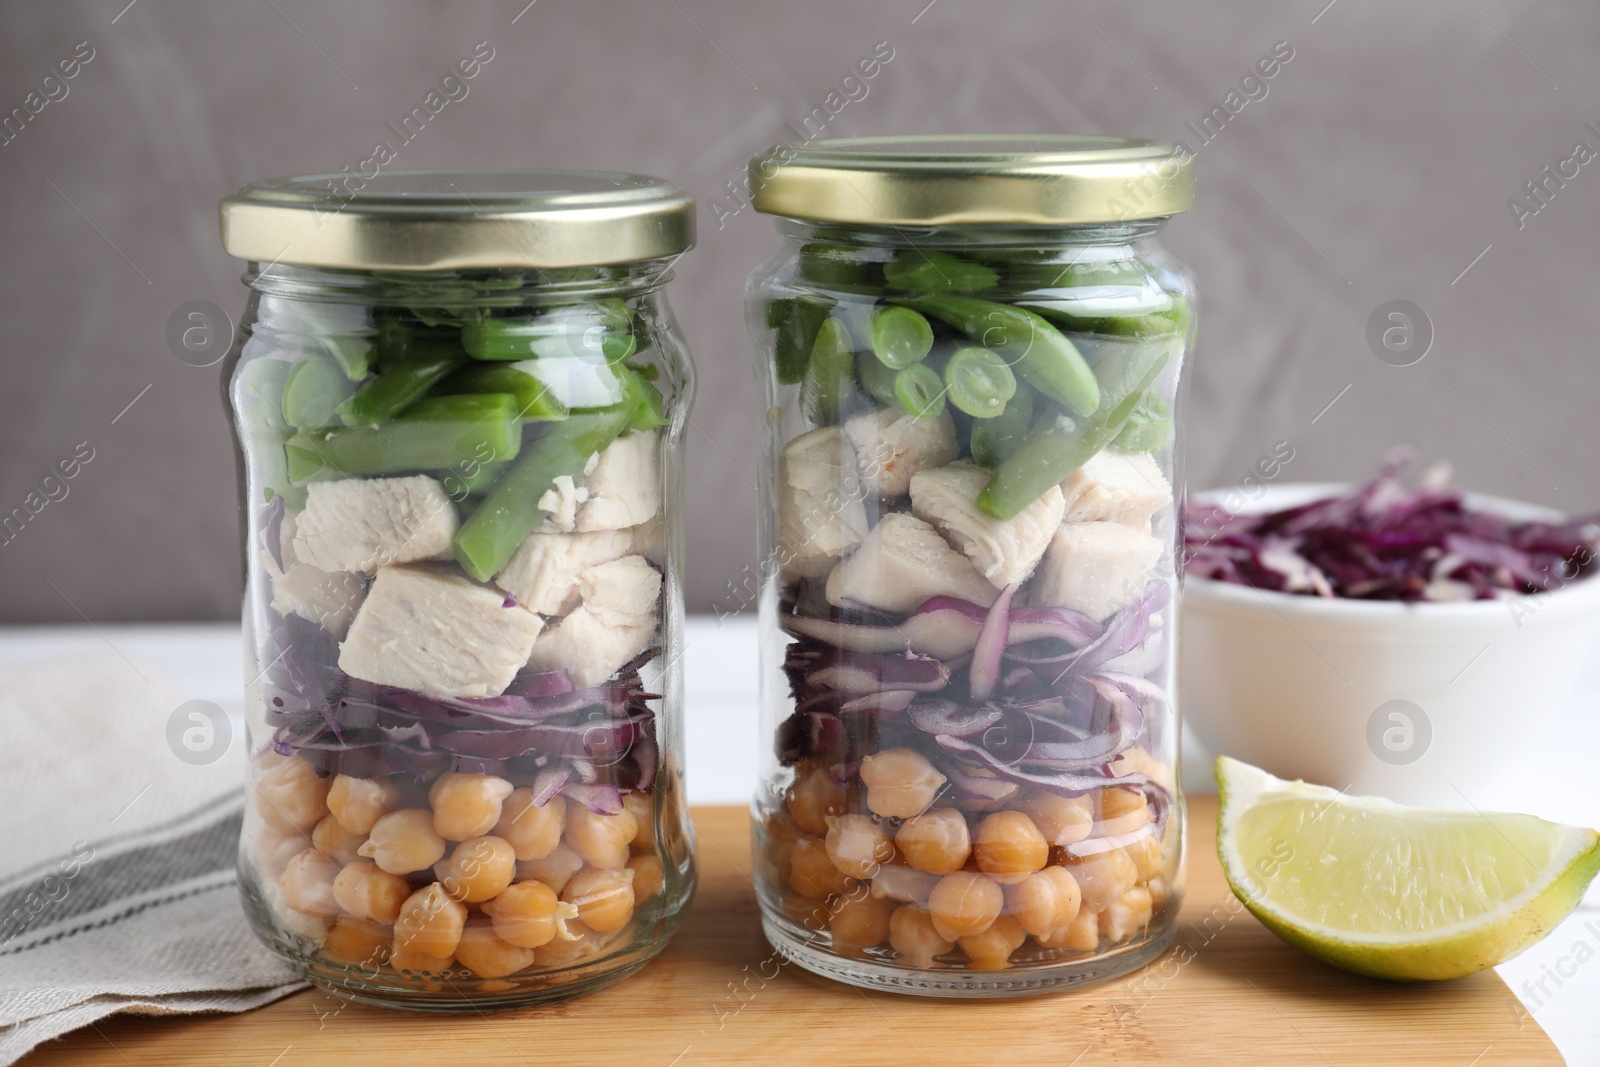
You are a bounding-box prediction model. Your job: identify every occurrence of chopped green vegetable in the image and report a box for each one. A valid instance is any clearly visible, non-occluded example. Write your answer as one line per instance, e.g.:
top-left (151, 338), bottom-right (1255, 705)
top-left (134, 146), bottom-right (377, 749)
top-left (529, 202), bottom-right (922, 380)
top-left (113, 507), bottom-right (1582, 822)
top-left (281, 357), bottom-right (355, 429)
top-left (436, 364), bottom-right (569, 421)
top-left (766, 296), bottom-right (833, 385)
top-left (943, 346), bottom-right (1017, 419)
top-left (336, 342), bottom-right (468, 428)
top-left (883, 250), bottom-right (999, 293)
top-left (856, 350), bottom-right (900, 407)
top-left (795, 243), bottom-right (882, 289)
top-left (287, 394), bottom-right (523, 484)
top-left (969, 386), bottom-right (1035, 468)
top-left (800, 317), bottom-right (859, 425)
top-left (893, 363), bottom-right (946, 420)
top-left (463, 302), bottom-right (634, 363)
top-left (282, 302), bottom-right (376, 380)
top-left (869, 306), bottom-right (935, 369)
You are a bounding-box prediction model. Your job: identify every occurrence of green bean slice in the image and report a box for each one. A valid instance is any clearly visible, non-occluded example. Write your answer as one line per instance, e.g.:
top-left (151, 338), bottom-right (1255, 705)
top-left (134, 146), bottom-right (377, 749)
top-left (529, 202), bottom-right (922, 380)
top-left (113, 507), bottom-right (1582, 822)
top-left (766, 296), bottom-right (833, 385)
top-left (894, 363), bottom-right (946, 420)
top-left (281, 357), bottom-right (356, 429)
top-left (943, 346), bottom-right (1017, 419)
top-left (337, 345), bottom-right (468, 428)
top-left (869, 306), bottom-right (935, 369)
top-left (800, 316), bottom-right (859, 425)
top-left (463, 302), bottom-right (634, 364)
top-left (453, 406), bottom-right (638, 581)
top-left (883, 250), bottom-right (999, 293)
top-left (435, 364), bottom-right (569, 421)
top-left (287, 394), bottom-right (523, 485)
top-left (970, 387), bottom-right (1035, 468)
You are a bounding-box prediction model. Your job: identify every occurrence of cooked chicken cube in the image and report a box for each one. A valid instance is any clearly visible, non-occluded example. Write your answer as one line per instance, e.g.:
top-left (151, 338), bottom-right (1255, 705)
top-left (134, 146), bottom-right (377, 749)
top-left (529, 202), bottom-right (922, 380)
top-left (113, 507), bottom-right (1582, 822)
top-left (1059, 449), bottom-right (1173, 526)
top-left (292, 476), bottom-right (457, 573)
top-left (264, 549), bottom-right (364, 637)
top-left (844, 408), bottom-right (959, 498)
top-left (534, 475), bottom-right (589, 534)
top-left (909, 462), bottom-right (1065, 588)
top-left (527, 556), bottom-right (661, 687)
top-left (778, 426), bottom-right (869, 581)
top-left (338, 564), bottom-right (544, 697)
top-left (629, 514), bottom-right (665, 559)
top-left (576, 431), bottom-right (660, 532)
top-left (825, 513), bottom-right (998, 613)
top-left (495, 528), bottom-right (633, 616)
top-left (1030, 522), bottom-right (1162, 620)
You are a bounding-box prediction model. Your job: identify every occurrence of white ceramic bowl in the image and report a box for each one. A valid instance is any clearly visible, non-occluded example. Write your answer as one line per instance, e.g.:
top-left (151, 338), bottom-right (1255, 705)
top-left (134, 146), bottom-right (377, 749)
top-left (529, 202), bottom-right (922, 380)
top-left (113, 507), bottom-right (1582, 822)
top-left (1181, 483), bottom-right (1600, 806)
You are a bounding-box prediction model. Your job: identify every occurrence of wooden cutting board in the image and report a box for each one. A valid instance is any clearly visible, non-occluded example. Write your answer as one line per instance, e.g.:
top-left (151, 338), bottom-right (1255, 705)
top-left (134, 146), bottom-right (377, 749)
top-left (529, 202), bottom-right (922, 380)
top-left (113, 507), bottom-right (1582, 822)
top-left (20, 797), bottom-right (1559, 1066)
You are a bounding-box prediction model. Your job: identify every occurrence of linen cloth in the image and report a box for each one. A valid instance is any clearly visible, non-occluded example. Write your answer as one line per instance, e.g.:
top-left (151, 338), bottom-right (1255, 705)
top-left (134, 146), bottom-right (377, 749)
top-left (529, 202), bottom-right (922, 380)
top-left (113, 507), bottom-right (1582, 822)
top-left (0, 651), bottom-right (304, 1065)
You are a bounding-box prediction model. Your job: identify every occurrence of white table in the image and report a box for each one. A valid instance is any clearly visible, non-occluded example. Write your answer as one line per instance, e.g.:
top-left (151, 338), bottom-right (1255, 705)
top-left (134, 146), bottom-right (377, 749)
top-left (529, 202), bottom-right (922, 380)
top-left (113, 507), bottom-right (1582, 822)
top-left (1, 619), bottom-right (1594, 1061)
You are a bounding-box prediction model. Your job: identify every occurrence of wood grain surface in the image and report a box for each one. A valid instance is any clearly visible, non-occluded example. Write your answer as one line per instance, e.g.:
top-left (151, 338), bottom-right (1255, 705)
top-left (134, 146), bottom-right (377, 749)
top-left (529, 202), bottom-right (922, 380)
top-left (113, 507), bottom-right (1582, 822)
top-left (19, 797), bottom-right (1559, 1067)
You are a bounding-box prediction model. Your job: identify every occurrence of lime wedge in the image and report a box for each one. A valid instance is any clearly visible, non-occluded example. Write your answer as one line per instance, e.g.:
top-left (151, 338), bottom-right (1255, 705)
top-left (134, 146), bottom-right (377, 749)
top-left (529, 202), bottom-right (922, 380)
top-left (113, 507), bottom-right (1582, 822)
top-left (1216, 756), bottom-right (1600, 981)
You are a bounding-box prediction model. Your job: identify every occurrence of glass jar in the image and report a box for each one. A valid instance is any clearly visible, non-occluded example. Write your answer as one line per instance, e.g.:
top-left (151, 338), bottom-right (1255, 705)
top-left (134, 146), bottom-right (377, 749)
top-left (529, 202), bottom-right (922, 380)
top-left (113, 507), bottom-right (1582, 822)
top-left (218, 171), bottom-right (697, 1010)
top-left (743, 137), bottom-right (1195, 995)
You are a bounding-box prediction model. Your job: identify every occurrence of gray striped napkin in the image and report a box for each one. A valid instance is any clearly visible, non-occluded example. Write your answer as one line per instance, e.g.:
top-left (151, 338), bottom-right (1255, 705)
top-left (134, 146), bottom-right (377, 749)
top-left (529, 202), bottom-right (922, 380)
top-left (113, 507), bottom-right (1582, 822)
top-left (0, 651), bottom-right (304, 1065)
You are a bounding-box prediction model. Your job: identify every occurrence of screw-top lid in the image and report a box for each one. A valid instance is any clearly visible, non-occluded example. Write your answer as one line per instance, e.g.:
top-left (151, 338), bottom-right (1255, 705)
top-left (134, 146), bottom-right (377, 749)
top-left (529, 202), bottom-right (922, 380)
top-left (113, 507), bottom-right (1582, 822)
top-left (749, 135), bottom-right (1192, 227)
top-left (220, 169), bottom-right (695, 270)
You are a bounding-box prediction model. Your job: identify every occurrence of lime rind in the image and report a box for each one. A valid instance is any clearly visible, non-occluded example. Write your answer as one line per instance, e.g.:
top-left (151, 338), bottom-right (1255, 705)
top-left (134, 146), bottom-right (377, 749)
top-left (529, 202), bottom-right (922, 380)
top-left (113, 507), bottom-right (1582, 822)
top-left (1216, 756), bottom-right (1600, 981)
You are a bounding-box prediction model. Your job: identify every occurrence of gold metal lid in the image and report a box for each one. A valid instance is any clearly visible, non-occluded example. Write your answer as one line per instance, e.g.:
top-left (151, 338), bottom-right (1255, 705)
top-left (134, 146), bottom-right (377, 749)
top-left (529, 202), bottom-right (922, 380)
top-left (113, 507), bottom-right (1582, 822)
top-left (749, 135), bottom-right (1192, 227)
top-left (220, 169), bottom-right (695, 270)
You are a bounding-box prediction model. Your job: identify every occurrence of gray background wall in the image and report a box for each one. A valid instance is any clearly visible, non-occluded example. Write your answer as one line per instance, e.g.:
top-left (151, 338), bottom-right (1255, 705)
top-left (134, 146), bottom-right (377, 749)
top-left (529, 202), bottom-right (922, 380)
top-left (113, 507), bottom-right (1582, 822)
top-left (1, 0), bottom-right (1596, 622)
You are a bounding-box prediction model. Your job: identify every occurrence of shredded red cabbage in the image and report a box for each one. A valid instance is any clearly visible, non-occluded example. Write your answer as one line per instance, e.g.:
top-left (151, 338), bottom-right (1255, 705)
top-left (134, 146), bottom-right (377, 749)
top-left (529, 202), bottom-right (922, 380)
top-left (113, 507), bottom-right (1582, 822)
top-left (1186, 447), bottom-right (1600, 601)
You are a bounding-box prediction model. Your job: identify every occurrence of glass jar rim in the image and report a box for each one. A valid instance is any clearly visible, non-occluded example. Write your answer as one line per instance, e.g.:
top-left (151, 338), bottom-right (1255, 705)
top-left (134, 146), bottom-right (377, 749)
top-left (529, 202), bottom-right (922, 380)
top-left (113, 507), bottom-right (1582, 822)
top-left (749, 134), bottom-right (1192, 227)
top-left (220, 169), bottom-right (694, 271)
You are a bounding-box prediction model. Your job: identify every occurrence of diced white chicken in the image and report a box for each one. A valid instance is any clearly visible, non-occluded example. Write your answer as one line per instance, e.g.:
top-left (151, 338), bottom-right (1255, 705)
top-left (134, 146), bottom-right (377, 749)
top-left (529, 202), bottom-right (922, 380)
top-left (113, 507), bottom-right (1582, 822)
top-left (825, 513), bottom-right (998, 613)
top-left (292, 476), bottom-right (457, 573)
top-left (629, 514), bottom-right (665, 559)
top-left (909, 462), bottom-right (1065, 588)
top-left (777, 427), bottom-right (869, 581)
top-left (844, 408), bottom-right (960, 498)
top-left (528, 556), bottom-right (661, 687)
top-left (338, 564), bottom-right (544, 697)
top-left (264, 549), bottom-right (364, 637)
top-left (576, 431), bottom-right (661, 532)
top-left (535, 475), bottom-right (589, 534)
top-left (1030, 522), bottom-right (1162, 620)
top-left (495, 528), bottom-right (633, 616)
top-left (1059, 448), bottom-right (1173, 526)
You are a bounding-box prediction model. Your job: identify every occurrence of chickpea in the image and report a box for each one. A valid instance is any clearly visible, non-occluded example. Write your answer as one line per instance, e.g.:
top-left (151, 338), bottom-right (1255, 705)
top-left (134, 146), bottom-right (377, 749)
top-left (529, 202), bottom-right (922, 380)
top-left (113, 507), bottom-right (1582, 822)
top-left (454, 921), bottom-right (537, 979)
top-left (888, 904), bottom-right (953, 969)
top-left (493, 790), bottom-right (566, 862)
top-left (393, 883), bottom-right (467, 958)
top-left (563, 867), bottom-right (636, 933)
top-left (255, 757), bottom-right (330, 832)
top-left (830, 894), bottom-right (892, 957)
top-left (332, 860), bottom-right (410, 924)
top-left (1006, 866), bottom-right (1082, 938)
top-left (388, 944), bottom-right (454, 976)
top-left (311, 814), bottom-right (365, 866)
top-left (533, 918), bottom-right (615, 968)
top-left (279, 849), bottom-right (340, 918)
top-left (482, 881), bottom-right (568, 949)
top-left (869, 863), bottom-right (940, 905)
top-left (517, 843), bottom-right (584, 894)
top-left (858, 748), bottom-right (946, 820)
top-left (973, 811), bottom-right (1048, 884)
top-left (894, 808), bottom-right (971, 876)
top-left (1038, 906), bottom-right (1100, 953)
top-left (926, 871), bottom-right (1004, 941)
top-left (958, 913), bottom-right (1027, 970)
top-left (1068, 847), bottom-right (1139, 913)
top-left (1099, 886), bottom-right (1153, 944)
top-left (786, 766), bottom-right (846, 835)
top-left (1095, 788), bottom-right (1152, 838)
top-left (428, 773), bottom-right (514, 841)
top-left (564, 804), bottom-right (638, 870)
top-left (435, 836), bottom-right (518, 903)
top-left (762, 812), bottom-right (805, 879)
top-left (326, 774), bottom-right (400, 836)
top-left (627, 853), bottom-right (665, 902)
top-left (1017, 793), bottom-right (1093, 847)
top-left (323, 916), bottom-right (390, 968)
top-left (357, 809), bottom-right (446, 875)
top-left (789, 836), bottom-right (851, 900)
top-left (623, 791), bottom-right (656, 852)
top-left (1125, 829), bottom-right (1164, 881)
top-left (252, 822), bottom-right (313, 881)
top-left (825, 814), bottom-right (895, 880)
